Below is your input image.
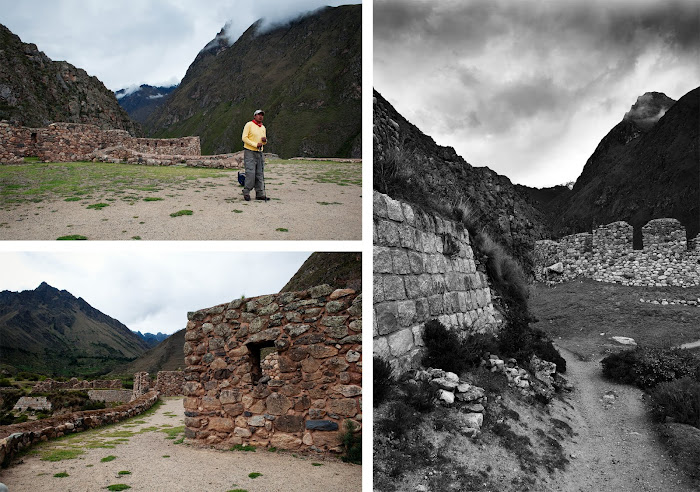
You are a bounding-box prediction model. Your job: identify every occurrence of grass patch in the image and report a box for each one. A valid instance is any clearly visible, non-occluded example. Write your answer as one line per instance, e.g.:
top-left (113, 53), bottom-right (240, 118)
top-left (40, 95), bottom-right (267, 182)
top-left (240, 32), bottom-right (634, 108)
top-left (162, 455), bottom-right (170, 458)
top-left (317, 201), bottom-right (342, 205)
top-left (311, 462), bottom-right (323, 466)
top-left (57, 234), bottom-right (87, 240)
top-left (231, 444), bottom-right (256, 452)
top-left (64, 197), bottom-right (81, 201)
top-left (233, 209), bottom-right (243, 213)
top-left (131, 236), bottom-right (141, 240)
top-left (41, 449), bottom-right (84, 462)
top-left (248, 472), bottom-right (262, 479)
top-left (101, 455), bottom-right (117, 462)
top-left (118, 471), bottom-right (131, 475)
top-left (53, 472), bottom-right (69, 477)
top-left (87, 203), bottom-right (110, 210)
top-left (173, 437), bottom-right (184, 445)
top-left (268, 447), bottom-right (277, 452)
top-left (275, 228), bottom-right (288, 232)
top-left (161, 426), bottom-right (185, 439)
top-left (169, 209), bottom-right (193, 217)
top-left (143, 197), bottom-right (163, 201)
top-left (106, 485), bottom-right (131, 491)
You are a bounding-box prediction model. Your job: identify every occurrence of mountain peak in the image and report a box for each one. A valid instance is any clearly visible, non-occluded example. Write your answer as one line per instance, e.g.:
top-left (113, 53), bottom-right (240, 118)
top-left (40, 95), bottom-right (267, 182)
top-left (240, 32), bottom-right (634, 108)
top-left (623, 92), bottom-right (675, 130)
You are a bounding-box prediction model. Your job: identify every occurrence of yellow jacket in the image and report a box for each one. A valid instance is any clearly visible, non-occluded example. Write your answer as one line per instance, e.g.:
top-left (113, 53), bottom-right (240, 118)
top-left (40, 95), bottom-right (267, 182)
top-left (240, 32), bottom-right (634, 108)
top-left (242, 121), bottom-right (267, 152)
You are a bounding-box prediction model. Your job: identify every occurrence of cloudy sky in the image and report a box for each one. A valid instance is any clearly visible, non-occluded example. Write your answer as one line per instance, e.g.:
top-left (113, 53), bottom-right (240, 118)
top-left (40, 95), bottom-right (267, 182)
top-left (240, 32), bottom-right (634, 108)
top-left (374, 0), bottom-right (700, 187)
top-left (0, 0), bottom-right (360, 92)
top-left (0, 251), bottom-right (311, 335)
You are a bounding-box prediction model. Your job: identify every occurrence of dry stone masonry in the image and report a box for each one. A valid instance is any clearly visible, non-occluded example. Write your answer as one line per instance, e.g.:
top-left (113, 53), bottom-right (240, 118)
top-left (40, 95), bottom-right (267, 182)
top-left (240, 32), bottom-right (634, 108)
top-left (374, 191), bottom-right (499, 373)
top-left (536, 219), bottom-right (700, 287)
top-left (86, 390), bottom-right (134, 404)
top-left (12, 397), bottom-right (51, 413)
top-left (32, 378), bottom-right (122, 392)
top-left (183, 285), bottom-right (362, 454)
top-left (132, 371), bottom-right (185, 399)
top-left (0, 391), bottom-right (158, 467)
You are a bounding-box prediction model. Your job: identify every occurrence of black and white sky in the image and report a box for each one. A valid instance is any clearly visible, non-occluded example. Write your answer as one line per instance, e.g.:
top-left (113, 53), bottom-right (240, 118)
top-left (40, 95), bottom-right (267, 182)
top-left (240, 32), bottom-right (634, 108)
top-left (0, 0), bottom-right (360, 93)
top-left (0, 251), bottom-right (311, 335)
top-left (374, 0), bottom-right (700, 187)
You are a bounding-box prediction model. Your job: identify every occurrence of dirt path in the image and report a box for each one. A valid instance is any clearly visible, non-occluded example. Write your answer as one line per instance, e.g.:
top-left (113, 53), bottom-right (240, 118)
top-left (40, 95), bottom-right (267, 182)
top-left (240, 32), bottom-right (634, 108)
top-left (0, 398), bottom-right (361, 492)
top-left (553, 348), bottom-right (695, 492)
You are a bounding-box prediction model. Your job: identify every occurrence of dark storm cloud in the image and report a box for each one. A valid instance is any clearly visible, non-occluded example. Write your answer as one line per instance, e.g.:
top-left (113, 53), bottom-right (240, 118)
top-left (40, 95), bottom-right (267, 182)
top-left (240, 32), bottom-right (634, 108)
top-left (374, 0), bottom-right (700, 186)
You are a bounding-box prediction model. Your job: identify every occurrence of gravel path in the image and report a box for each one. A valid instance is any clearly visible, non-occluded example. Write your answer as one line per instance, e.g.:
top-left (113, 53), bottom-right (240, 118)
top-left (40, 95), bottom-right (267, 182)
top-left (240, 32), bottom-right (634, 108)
top-left (0, 164), bottom-right (361, 240)
top-left (0, 398), bottom-right (361, 492)
top-left (553, 348), bottom-right (695, 492)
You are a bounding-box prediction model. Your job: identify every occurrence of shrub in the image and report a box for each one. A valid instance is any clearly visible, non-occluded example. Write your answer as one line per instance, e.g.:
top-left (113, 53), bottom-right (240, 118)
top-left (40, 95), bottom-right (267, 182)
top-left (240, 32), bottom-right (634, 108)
top-left (339, 420), bottom-right (362, 464)
top-left (373, 357), bottom-right (394, 408)
top-left (498, 322), bottom-right (566, 373)
top-left (81, 400), bottom-right (106, 411)
top-left (402, 379), bottom-right (437, 413)
top-left (602, 347), bottom-right (700, 389)
top-left (462, 332), bottom-right (499, 367)
top-left (0, 378), bottom-right (13, 387)
top-left (376, 401), bottom-right (422, 438)
top-left (650, 378), bottom-right (700, 428)
top-left (422, 319), bottom-right (466, 374)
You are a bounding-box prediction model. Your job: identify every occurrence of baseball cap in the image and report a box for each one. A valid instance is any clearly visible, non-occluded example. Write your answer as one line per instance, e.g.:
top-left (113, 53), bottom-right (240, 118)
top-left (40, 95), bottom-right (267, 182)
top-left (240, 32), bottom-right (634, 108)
top-left (254, 110), bottom-right (265, 116)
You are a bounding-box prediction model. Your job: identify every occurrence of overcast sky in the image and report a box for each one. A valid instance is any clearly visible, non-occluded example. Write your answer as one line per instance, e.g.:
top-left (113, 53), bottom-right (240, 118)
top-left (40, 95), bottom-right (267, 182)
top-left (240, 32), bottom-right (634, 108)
top-left (0, 0), bottom-right (360, 92)
top-left (0, 251), bottom-right (311, 335)
top-left (374, 0), bottom-right (700, 187)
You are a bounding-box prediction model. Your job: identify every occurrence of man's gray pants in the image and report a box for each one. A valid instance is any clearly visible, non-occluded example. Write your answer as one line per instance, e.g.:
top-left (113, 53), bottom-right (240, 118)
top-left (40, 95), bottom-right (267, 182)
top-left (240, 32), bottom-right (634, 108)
top-left (243, 149), bottom-right (265, 197)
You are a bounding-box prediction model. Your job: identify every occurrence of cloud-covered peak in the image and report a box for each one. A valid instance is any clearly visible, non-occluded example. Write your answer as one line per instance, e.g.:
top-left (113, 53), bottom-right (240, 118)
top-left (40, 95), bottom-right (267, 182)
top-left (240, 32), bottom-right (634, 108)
top-left (623, 92), bottom-right (676, 129)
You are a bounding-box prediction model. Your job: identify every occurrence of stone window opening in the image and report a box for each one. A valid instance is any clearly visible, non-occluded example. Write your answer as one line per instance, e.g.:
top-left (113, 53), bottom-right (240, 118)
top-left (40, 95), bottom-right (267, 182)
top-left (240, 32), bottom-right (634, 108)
top-left (633, 226), bottom-right (643, 250)
top-left (30, 132), bottom-right (37, 143)
top-left (248, 341), bottom-right (278, 384)
top-left (181, 142), bottom-right (185, 147)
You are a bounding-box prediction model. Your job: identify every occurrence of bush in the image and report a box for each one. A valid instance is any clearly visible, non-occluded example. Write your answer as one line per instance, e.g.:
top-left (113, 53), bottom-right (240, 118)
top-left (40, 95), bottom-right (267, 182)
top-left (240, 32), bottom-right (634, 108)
top-left (497, 322), bottom-right (566, 372)
top-left (422, 319), bottom-right (467, 374)
top-left (0, 378), bottom-right (13, 387)
top-left (339, 420), bottom-right (361, 464)
top-left (402, 379), bottom-right (437, 413)
top-left (602, 347), bottom-right (700, 389)
top-left (376, 401), bottom-right (422, 438)
top-left (650, 378), bottom-right (700, 428)
top-left (374, 357), bottom-right (394, 408)
top-left (81, 400), bottom-right (107, 411)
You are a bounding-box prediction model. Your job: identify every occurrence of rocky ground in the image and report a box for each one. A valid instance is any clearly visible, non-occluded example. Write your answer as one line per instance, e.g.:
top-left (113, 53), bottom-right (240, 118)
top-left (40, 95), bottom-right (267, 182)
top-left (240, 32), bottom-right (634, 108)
top-left (0, 397), bottom-right (362, 492)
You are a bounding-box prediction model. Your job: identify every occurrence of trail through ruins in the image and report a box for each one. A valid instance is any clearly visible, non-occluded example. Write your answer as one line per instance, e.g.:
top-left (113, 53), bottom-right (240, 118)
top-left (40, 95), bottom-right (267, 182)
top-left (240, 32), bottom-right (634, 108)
top-left (550, 348), bottom-right (695, 492)
top-left (0, 398), bottom-right (361, 492)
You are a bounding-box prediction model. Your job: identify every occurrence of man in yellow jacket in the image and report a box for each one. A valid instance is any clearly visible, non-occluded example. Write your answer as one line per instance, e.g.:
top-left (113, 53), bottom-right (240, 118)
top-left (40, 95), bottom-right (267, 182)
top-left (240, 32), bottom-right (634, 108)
top-left (241, 109), bottom-right (269, 201)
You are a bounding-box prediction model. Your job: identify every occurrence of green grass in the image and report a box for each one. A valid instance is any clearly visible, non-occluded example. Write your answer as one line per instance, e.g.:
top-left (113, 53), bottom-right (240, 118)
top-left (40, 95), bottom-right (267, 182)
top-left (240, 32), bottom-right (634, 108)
top-left (226, 489), bottom-right (248, 492)
top-left (87, 203), bottom-right (109, 210)
top-left (268, 447), bottom-right (277, 452)
top-left (131, 236), bottom-right (141, 240)
top-left (161, 426), bottom-right (185, 439)
top-left (312, 462), bottom-right (323, 466)
top-left (248, 472), bottom-right (262, 479)
top-left (317, 201), bottom-right (343, 205)
top-left (106, 485), bottom-right (131, 491)
top-left (53, 472), bottom-right (69, 477)
top-left (101, 455), bottom-right (117, 462)
top-left (56, 234), bottom-right (87, 240)
top-left (64, 197), bottom-right (81, 201)
top-left (233, 209), bottom-right (243, 213)
top-left (162, 455), bottom-right (170, 458)
top-left (143, 197), bottom-right (163, 201)
top-left (41, 449), bottom-right (84, 462)
top-left (275, 228), bottom-right (288, 232)
top-left (118, 471), bottom-right (131, 475)
top-left (231, 444), bottom-right (256, 452)
top-left (530, 279), bottom-right (700, 359)
top-left (169, 209), bottom-right (193, 217)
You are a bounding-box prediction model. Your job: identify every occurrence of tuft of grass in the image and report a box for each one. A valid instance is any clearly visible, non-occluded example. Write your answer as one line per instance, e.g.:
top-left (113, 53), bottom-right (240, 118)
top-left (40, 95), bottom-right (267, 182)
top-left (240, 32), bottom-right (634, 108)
top-left (57, 234), bottom-right (87, 240)
top-left (233, 209), bottom-right (243, 213)
top-left (131, 236), bottom-right (141, 240)
top-left (226, 490), bottom-right (248, 492)
top-left (64, 197), bottom-right (81, 202)
top-left (276, 228), bottom-right (288, 232)
top-left (162, 455), bottom-right (170, 458)
top-left (248, 472), bottom-right (262, 479)
top-left (106, 485), bottom-right (131, 491)
top-left (87, 203), bottom-right (110, 210)
top-left (231, 444), bottom-right (256, 452)
top-left (143, 197), bottom-right (163, 201)
top-left (311, 462), bottom-right (323, 466)
top-left (101, 455), bottom-right (117, 462)
top-left (169, 209), bottom-right (193, 217)
top-left (53, 472), bottom-right (69, 478)
top-left (268, 447), bottom-right (277, 452)
top-left (41, 449), bottom-right (84, 462)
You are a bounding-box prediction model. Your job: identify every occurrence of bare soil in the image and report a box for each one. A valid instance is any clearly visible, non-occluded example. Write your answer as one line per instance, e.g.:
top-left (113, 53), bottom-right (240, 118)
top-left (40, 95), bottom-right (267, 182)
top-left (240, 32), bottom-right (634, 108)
top-left (0, 160), bottom-right (361, 240)
top-left (547, 348), bottom-right (697, 492)
top-left (0, 398), bottom-right (361, 491)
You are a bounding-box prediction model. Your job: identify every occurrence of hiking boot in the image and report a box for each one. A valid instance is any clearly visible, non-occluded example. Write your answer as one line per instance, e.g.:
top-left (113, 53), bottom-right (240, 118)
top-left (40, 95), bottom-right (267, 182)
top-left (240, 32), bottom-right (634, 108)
top-left (243, 195), bottom-right (251, 201)
top-left (255, 196), bottom-right (270, 201)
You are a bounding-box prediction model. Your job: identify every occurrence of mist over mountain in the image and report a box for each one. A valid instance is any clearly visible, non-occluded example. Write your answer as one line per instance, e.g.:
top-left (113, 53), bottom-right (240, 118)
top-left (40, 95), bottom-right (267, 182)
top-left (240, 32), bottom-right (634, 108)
top-left (520, 87), bottom-right (699, 241)
top-left (0, 282), bottom-right (149, 376)
top-left (145, 5), bottom-right (361, 158)
top-left (132, 330), bottom-right (170, 348)
top-left (0, 23), bottom-right (140, 134)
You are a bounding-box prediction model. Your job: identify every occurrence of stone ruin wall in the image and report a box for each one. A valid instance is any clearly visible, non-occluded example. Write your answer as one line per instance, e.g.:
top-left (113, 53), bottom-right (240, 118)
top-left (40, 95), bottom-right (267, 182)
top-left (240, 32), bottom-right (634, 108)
top-left (132, 371), bottom-right (185, 399)
top-left (86, 389), bottom-right (134, 403)
top-left (183, 285), bottom-right (362, 454)
top-left (0, 391), bottom-right (158, 467)
top-left (0, 121), bottom-right (200, 163)
top-left (32, 377), bottom-right (122, 392)
top-left (535, 218), bottom-right (700, 287)
top-left (373, 191), bottom-right (500, 374)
